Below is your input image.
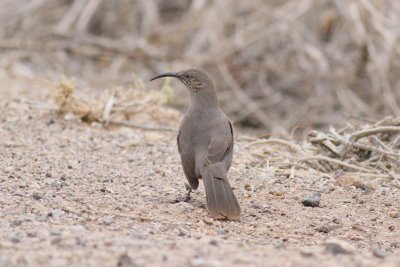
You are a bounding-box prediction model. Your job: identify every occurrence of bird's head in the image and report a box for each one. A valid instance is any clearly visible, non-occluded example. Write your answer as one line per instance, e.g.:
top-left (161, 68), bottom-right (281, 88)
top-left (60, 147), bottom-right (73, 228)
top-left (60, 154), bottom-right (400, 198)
top-left (150, 69), bottom-right (214, 95)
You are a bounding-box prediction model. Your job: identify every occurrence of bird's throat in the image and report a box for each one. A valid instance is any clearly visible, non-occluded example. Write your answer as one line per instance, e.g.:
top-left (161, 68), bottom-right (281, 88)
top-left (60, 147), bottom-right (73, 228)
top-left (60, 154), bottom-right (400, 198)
top-left (190, 88), bottom-right (218, 109)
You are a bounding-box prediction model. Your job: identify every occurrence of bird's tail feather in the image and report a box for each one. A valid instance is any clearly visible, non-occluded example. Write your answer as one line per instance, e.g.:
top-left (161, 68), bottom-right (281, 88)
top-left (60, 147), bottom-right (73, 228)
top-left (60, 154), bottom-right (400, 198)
top-left (201, 163), bottom-right (241, 220)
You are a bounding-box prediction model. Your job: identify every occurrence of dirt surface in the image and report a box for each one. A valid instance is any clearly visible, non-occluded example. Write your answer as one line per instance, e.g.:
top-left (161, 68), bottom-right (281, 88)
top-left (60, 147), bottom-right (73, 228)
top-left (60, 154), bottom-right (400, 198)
top-left (1, 78), bottom-right (400, 267)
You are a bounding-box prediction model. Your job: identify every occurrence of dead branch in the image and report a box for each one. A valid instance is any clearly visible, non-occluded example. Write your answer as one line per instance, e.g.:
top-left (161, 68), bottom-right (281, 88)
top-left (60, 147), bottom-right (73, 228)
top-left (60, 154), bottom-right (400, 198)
top-left (350, 126), bottom-right (400, 141)
top-left (108, 121), bottom-right (176, 132)
top-left (299, 156), bottom-right (377, 173)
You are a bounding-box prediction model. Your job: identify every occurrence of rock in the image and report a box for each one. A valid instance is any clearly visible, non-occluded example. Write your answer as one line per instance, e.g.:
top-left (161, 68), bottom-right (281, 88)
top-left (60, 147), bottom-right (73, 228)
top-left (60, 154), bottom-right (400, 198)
top-left (269, 191), bottom-right (284, 197)
top-left (36, 215), bottom-right (49, 222)
top-left (10, 220), bottom-right (22, 227)
top-left (27, 231), bottom-right (37, 238)
top-left (49, 229), bottom-right (61, 236)
top-left (315, 225), bottom-right (331, 233)
top-left (203, 218), bottom-right (213, 225)
top-left (251, 203), bottom-right (263, 210)
top-left (46, 172), bottom-right (52, 178)
top-left (129, 229), bottom-right (150, 239)
top-left (51, 181), bottom-right (67, 188)
top-left (48, 209), bottom-right (65, 218)
top-left (216, 228), bottom-right (227, 235)
top-left (51, 237), bottom-right (62, 245)
top-left (10, 237), bottom-right (20, 243)
top-left (117, 253), bottom-right (138, 267)
top-left (102, 216), bottom-right (114, 225)
top-left (47, 118), bottom-right (55, 125)
top-left (178, 227), bottom-right (189, 237)
top-left (299, 248), bottom-right (315, 257)
top-left (12, 190), bottom-right (24, 197)
top-left (184, 205), bottom-right (195, 213)
top-left (4, 166), bottom-right (13, 173)
top-left (302, 193), bottom-right (321, 207)
top-left (373, 247), bottom-right (387, 258)
top-left (388, 211), bottom-right (399, 219)
top-left (32, 192), bottom-right (42, 200)
top-left (174, 201), bottom-right (194, 212)
top-left (209, 239), bottom-right (218, 246)
top-left (190, 256), bottom-right (205, 266)
top-left (244, 184), bottom-right (253, 191)
top-left (324, 238), bottom-right (355, 255)
top-left (348, 235), bottom-right (364, 241)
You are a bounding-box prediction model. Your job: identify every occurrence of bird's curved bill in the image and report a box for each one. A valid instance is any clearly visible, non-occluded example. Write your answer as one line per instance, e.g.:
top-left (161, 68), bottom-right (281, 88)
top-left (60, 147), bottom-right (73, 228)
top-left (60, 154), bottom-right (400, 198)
top-left (150, 72), bottom-right (179, 81)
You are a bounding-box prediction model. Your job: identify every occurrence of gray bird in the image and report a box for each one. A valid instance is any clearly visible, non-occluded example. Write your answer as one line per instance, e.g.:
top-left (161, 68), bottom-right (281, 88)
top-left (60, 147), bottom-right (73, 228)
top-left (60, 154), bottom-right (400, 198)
top-left (150, 69), bottom-right (241, 220)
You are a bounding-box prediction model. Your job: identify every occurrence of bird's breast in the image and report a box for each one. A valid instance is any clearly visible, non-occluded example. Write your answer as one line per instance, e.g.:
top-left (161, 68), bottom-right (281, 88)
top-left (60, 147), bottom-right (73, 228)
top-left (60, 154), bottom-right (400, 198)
top-left (182, 108), bottom-right (226, 146)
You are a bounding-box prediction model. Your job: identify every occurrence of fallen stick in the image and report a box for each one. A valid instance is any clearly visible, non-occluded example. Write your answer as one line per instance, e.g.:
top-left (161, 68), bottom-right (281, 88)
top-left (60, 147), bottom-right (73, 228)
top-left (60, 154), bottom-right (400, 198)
top-left (350, 126), bottom-right (400, 141)
top-left (109, 120), bottom-right (176, 132)
top-left (299, 156), bottom-right (378, 173)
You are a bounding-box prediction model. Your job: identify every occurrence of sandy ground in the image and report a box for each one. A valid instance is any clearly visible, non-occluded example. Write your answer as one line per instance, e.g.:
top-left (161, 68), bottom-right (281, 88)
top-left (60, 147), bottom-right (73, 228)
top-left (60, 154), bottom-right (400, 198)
top-left (1, 77), bottom-right (400, 267)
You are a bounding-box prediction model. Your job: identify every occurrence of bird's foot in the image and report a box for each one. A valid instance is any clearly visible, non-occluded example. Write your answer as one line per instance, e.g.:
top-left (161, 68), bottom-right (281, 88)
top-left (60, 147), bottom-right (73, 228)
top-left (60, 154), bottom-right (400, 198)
top-left (183, 182), bottom-right (192, 202)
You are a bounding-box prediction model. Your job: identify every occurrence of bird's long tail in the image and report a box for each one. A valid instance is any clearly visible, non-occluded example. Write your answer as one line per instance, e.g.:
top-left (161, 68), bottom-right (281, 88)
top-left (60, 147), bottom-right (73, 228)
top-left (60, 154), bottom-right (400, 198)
top-left (201, 162), bottom-right (241, 220)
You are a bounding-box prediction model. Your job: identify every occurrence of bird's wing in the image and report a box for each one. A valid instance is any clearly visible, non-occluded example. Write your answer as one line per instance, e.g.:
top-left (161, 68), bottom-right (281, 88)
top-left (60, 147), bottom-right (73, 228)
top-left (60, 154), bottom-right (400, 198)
top-left (177, 130), bottom-right (198, 189)
top-left (205, 120), bottom-right (234, 166)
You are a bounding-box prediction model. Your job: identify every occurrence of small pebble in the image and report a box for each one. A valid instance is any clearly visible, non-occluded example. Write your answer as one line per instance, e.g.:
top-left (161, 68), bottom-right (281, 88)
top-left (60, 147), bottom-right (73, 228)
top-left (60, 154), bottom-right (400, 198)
top-left (349, 235), bottom-right (364, 241)
top-left (129, 229), bottom-right (150, 239)
top-left (4, 166), bottom-right (13, 173)
top-left (191, 256), bottom-right (205, 266)
top-left (10, 237), bottom-right (20, 243)
top-left (184, 205), bottom-right (195, 213)
top-left (46, 172), bottom-right (52, 178)
top-left (178, 227), bottom-right (189, 237)
top-left (209, 239), bottom-right (218, 246)
top-left (32, 192), bottom-right (42, 200)
top-left (203, 218), bottom-right (213, 225)
top-left (10, 220), bottom-right (22, 227)
top-left (50, 229), bottom-right (62, 236)
top-left (102, 216), bottom-right (113, 225)
top-left (117, 253), bottom-right (138, 267)
top-left (12, 190), bottom-right (24, 197)
top-left (299, 248), bottom-right (314, 257)
top-left (251, 203), bottom-right (263, 210)
top-left (324, 239), bottom-right (355, 255)
top-left (51, 181), bottom-right (66, 188)
top-left (27, 231), bottom-right (37, 238)
top-left (47, 118), bottom-right (55, 125)
top-left (216, 228), bottom-right (227, 235)
top-left (51, 237), bottom-right (62, 245)
top-left (36, 215), bottom-right (48, 222)
top-left (316, 225), bottom-right (331, 233)
top-left (302, 193), bottom-right (321, 207)
top-left (244, 184), bottom-right (253, 191)
top-left (373, 247), bottom-right (387, 258)
top-left (48, 209), bottom-right (65, 218)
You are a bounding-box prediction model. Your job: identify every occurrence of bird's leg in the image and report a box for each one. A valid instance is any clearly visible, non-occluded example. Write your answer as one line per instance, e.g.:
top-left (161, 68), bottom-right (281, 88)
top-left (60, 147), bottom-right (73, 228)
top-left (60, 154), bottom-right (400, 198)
top-left (183, 182), bottom-right (192, 202)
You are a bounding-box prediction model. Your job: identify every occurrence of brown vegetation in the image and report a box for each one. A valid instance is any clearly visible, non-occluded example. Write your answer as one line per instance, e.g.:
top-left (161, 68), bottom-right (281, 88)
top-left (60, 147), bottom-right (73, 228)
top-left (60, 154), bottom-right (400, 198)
top-left (1, 0), bottom-right (400, 136)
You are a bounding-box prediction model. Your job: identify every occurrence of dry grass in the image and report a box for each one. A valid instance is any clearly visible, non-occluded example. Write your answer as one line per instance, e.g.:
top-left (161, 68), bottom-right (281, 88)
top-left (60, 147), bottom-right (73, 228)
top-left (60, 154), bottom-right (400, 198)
top-left (0, 0), bottom-right (400, 136)
top-left (51, 76), bottom-right (180, 131)
top-left (244, 116), bottom-right (400, 188)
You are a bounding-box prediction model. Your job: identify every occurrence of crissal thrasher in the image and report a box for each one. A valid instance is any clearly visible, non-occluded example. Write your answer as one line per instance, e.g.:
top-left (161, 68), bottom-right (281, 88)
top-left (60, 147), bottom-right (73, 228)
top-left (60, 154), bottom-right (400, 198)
top-left (151, 69), bottom-right (241, 220)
